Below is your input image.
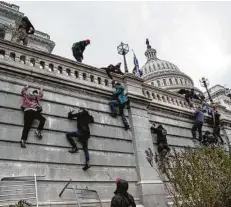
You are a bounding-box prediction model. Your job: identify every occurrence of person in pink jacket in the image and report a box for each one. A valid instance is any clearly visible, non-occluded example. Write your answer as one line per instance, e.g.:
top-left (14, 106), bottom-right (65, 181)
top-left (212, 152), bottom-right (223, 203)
top-left (20, 85), bottom-right (46, 148)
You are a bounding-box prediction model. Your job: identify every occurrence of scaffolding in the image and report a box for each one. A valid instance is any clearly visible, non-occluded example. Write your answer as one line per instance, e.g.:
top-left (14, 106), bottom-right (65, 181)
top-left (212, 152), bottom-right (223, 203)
top-left (59, 179), bottom-right (103, 207)
top-left (0, 175), bottom-right (44, 207)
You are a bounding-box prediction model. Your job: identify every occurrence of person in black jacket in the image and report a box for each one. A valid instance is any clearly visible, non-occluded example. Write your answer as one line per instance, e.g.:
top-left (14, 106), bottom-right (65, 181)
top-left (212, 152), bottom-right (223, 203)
top-left (72, 39), bottom-right (90, 62)
top-left (101, 63), bottom-right (124, 79)
top-left (66, 108), bottom-right (94, 171)
top-left (212, 109), bottom-right (224, 144)
top-left (14, 16), bottom-right (35, 46)
top-left (111, 178), bottom-right (136, 207)
top-left (150, 123), bottom-right (170, 157)
top-left (201, 131), bottom-right (217, 146)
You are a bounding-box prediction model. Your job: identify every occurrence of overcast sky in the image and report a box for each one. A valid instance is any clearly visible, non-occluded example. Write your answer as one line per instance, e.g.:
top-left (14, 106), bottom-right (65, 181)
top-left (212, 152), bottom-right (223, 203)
top-left (12, 1), bottom-right (231, 90)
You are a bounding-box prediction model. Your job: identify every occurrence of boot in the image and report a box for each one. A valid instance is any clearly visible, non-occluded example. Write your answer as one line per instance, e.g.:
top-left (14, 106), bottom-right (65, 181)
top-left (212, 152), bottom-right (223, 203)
top-left (124, 125), bottom-right (130, 131)
top-left (35, 130), bottom-right (42, 139)
top-left (82, 162), bottom-right (91, 171)
top-left (68, 147), bottom-right (79, 153)
top-left (110, 113), bottom-right (117, 118)
top-left (20, 140), bottom-right (26, 148)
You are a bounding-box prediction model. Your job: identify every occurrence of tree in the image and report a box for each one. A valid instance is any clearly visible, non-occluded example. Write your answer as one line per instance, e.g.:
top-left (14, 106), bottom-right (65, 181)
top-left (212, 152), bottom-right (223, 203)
top-left (164, 147), bottom-right (231, 207)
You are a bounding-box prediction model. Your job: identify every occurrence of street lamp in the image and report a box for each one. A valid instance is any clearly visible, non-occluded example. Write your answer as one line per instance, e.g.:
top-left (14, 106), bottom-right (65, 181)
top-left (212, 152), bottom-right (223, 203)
top-left (200, 77), bottom-right (213, 103)
top-left (117, 42), bottom-right (129, 73)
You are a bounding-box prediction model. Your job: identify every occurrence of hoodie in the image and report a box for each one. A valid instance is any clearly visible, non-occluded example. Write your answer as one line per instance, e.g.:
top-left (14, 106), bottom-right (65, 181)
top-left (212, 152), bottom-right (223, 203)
top-left (111, 179), bottom-right (136, 207)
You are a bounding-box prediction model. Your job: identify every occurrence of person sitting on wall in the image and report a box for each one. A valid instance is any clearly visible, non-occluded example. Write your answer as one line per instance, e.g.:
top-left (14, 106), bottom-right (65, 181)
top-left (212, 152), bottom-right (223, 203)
top-left (201, 131), bottom-right (217, 146)
top-left (191, 106), bottom-right (204, 142)
top-left (66, 108), bottom-right (94, 171)
top-left (150, 123), bottom-right (170, 158)
top-left (178, 88), bottom-right (205, 106)
top-left (100, 63), bottom-right (124, 79)
top-left (20, 85), bottom-right (46, 148)
top-left (111, 178), bottom-right (136, 207)
top-left (109, 81), bottom-right (130, 130)
top-left (14, 16), bottom-right (35, 46)
top-left (71, 39), bottom-right (90, 63)
top-left (211, 107), bottom-right (224, 145)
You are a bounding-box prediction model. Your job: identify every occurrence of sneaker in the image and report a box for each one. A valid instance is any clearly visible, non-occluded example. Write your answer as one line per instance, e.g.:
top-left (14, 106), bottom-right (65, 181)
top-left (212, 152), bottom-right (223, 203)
top-left (68, 147), bottom-right (79, 153)
top-left (82, 164), bottom-right (91, 171)
top-left (35, 130), bottom-right (42, 139)
top-left (110, 113), bottom-right (117, 118)
top-left (20, 140), bottom-right (26, 148)
top-left (124, 125), bottom-right (130, 130)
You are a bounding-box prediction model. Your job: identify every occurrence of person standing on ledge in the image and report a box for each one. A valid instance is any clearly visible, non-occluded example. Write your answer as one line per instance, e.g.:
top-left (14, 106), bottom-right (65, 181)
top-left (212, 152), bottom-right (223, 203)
top-left (66, 108), bottom-right (94, 171)
top-left (111, 178), bottom-right (136, 207)
top-left (72, 39), bottom-right (90, 63)
top-left (14, 16), bottom-right (35, 46)
top-left (20, 85), bottom-right (46, 148)
top-left (109, 82), bottom-right (130, 130)
top-left (191, 106), bottom-right (204, 142)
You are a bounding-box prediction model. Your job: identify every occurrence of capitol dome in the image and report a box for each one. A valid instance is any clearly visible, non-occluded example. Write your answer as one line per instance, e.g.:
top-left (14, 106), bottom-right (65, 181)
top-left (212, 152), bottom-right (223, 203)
top-left (141, 39), bottom-right (194, 92)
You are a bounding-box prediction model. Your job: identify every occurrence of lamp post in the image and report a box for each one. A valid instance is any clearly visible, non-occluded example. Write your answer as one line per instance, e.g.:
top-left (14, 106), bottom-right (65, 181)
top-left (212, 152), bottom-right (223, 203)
top-left (117, 42), bottom-right (129, 73)
top-left (200, 77), bottom-right (213, 103)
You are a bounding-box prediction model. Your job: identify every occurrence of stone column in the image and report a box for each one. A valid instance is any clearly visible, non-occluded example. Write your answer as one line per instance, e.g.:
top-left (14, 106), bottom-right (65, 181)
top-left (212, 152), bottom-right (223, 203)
top-left (123, 74), bottom-right (167, 207)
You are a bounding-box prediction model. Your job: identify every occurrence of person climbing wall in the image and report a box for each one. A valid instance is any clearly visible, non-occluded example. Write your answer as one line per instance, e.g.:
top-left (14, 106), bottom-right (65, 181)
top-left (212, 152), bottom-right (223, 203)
top-left (111, 178), bottom-right (136, 207)
top-left (20, 85), bottom-right (46, 148)
top-left (71, 39), bottom-right (90, 63)
top-left (191, 106), bottom-right (204, 142)
top-left (201, 131), bottom-right (217, 146)
top-left (150, 123), bottom-right (170, 158)
top-left (100, 63), bottom-right (124, 79)
top-left (14, 16), bottom-right (35, 46)
top-left (66, 108), bottom-right (94, 171)
top-left (109, 82), bottom-right (130, 130)
top-left (211, 107), bottom-right (224, 144)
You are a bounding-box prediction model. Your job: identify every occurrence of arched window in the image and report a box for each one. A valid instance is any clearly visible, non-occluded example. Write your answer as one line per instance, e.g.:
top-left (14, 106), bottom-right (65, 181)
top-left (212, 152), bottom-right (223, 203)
top-left (169, 78), bottom-right (173, 85)
top-left (58, 66), bottom-right (62, 74)
top-left (20, 55), bottom-right (26, 64)
top-left (163, 79), bottom-right (167, 86)
top-left (147, 91), bottom-right (150, 98)
top-left (40, 61), bottom-right (45, 69)
top-left (157, 80), bottom-right (161, 87)
top-left (48, 63), bottom-right (54, 72)
top-left (180, 79), bottom-right (183, 85)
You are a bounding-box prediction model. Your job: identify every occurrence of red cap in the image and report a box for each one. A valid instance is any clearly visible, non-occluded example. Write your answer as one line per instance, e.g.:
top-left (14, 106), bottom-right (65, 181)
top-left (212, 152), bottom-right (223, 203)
top-left (86, 39), bottom-right (90, 44)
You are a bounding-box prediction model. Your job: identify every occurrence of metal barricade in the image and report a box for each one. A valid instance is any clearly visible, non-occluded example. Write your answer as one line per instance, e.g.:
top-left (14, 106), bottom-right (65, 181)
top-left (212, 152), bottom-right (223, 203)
top-left (0, 175), bottom-right (44, 207)
top-left (59, 179), bottom-right (103, 207)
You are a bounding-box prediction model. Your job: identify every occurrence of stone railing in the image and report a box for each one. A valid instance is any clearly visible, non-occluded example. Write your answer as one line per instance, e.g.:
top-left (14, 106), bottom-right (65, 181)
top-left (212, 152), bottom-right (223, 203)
top-left (0, 39), bottom-right (121, 91)
top-left (142, 83), bottom-right (201, 111)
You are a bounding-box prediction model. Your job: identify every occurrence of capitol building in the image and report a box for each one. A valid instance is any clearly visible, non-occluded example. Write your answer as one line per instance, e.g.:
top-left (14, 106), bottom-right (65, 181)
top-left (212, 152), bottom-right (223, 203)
top-left (0, 2), bottom-right (231, 207)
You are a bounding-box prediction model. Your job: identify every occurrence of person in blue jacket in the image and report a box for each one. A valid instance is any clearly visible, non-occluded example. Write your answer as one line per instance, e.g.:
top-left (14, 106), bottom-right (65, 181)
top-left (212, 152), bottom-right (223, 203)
top-left (109, 82), bottom-right (130, 130)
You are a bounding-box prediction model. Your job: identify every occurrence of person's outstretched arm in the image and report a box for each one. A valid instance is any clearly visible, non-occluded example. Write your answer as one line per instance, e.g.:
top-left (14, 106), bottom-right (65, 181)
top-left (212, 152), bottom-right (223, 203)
top-left (68, 111), bottom-right (78, 120)
top-left (21, 85), bottom-right (29, 97)
top-left (36, 86), bottom-right (43, 99)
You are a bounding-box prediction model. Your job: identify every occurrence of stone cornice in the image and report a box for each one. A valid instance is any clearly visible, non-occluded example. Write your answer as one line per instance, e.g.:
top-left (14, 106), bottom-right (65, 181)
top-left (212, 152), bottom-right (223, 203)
top-left (0, 5), bottom-right (23, 20)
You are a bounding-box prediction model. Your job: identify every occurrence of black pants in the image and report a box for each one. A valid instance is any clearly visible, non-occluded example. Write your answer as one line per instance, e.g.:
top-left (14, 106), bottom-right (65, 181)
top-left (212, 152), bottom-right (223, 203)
top-left (21, 110), bottom-right (46, 141)
top-left (192, 121), bottom-right (203, 141)
top-left (66, 131), bottom-right (90, 163)
top-left (73, 50), bottom-right (83, 62)
top-left (213, 125), bottom-right (224, 144)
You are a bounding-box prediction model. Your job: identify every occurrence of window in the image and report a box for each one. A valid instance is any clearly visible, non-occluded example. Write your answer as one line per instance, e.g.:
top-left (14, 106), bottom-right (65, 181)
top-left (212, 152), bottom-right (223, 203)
top-left (175, 78), bottom-right (178, 85)
top-left (180, 79), bottom-right (183, 85)
top-left (98, 77), bottom-right (101, 84)
top-left (40, 61), bottom-right (45, 69)
top-left (169, 79), bottom-right (173, 85)
top-left (153, 64), bottom-right (156, 70)
top-left (0, 50), bottom-right (5, 59)
top-left (157, 80), bottom-right (161, 87)
top-left (151, 82), bottom-right (154, 86)
top-left (90, 75), bottom-right (94, 82)
top-left (162, 63), bottom-right (165, 69)
top-left (30, 58), bottom-right (35, 66)
top-left (48, 64), bottom-right (54, 72)
top-left (163, 79), bottom-right (167, 86)
top-left (105, 79), bottom-right (108, 86)
top-left (149, 65), bottom-right (151, 72)
top-left (157, 63), bottom-right (160, 69)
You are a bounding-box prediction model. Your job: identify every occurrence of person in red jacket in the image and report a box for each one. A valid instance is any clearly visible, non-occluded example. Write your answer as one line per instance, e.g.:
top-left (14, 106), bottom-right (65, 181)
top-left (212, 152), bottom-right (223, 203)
top-left (20, 85), bottom-right (46, 148)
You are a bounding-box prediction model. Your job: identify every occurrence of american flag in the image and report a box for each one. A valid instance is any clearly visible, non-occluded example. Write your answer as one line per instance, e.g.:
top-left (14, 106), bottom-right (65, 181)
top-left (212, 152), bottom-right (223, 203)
top-left (132, 51), bottom-right (143, 78)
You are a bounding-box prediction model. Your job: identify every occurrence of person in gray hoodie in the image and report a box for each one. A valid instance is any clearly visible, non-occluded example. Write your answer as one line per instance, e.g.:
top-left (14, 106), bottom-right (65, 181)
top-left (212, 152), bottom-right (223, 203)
top-left (191, 106), bottom-right (204, 142)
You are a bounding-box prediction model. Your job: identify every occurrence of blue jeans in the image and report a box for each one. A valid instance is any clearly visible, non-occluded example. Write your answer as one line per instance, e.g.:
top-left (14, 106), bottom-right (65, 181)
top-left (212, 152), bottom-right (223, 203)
top-left (109, 100), bottom-right (129, 127)
top-left (66, 131), bottom-right (89, 162)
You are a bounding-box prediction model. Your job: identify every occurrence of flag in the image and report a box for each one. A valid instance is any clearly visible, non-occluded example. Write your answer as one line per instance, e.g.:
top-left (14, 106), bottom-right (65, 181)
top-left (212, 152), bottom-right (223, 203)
top-left (132, 50), bottom-right (143, 78)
